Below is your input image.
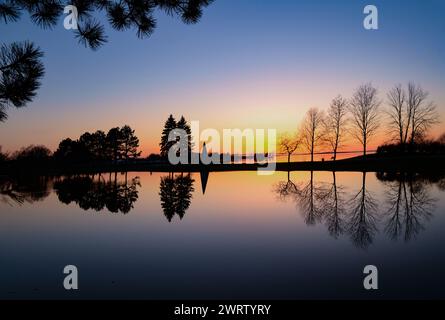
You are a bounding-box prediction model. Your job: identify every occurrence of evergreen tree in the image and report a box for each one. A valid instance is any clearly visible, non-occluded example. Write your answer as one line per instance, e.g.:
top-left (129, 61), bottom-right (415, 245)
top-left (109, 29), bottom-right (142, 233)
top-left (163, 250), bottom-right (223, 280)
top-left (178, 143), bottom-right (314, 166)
top-left (106, 127), bottom-right (124, 162)
top-left (160, 115), bottom-right (177, 158)
top-left (0, 1), bottom-right (212, 121)
top-left (0, 41), bottom-right (44, 122)
top-left (177, 116), bottom-right (192, 158)
top-left (121, 125), bottom-right (141, 161)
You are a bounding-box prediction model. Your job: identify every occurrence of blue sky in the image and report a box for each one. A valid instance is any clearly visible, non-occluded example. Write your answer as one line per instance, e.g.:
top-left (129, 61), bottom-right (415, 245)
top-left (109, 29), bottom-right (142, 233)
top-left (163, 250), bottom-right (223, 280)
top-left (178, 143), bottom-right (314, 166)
top-left (1, 0), bottom-right (444, 154)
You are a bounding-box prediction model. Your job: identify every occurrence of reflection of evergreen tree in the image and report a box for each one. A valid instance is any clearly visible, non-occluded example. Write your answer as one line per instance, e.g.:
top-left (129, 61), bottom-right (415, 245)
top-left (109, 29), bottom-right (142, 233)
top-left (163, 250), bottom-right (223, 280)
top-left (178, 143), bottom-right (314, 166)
top-left (159, 175), bottom-right (177, 222)
top-left (53, 174), bottom-right (140, 214)
top-left (159, 173), bottom-right (195, 222)
top-left (175, 174), bottom-right (195, 219)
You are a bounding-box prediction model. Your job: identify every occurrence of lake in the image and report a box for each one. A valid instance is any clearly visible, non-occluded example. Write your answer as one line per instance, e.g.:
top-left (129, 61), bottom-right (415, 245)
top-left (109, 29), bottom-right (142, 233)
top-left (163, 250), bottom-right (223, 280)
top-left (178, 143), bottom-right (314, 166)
top-left (1, 170), bottom-right (444, 299)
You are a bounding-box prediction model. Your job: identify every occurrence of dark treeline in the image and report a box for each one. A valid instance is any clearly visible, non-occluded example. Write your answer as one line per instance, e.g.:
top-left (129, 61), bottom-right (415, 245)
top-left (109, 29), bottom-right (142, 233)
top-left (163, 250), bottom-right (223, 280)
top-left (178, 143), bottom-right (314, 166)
top-left (377, 133), bottom-right (445, 155)
top-left (54, 125), bottom-right (141, 163)
top-left (0, 125), bottom-right (141, 169)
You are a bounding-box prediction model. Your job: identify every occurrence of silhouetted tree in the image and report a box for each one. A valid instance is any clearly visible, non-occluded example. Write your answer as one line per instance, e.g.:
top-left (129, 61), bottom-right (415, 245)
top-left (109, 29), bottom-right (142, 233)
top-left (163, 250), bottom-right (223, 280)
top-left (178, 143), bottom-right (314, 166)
top-left (323, 95), bottom-right (348, 160)
top-left (160, 114), bottom-right (177, 158)
top-left (349, 83), bottom-right (381, 156)
top-left (106, 127), bottom-right (124, 162)
top-left (386, 83), bottom-right (439, 148)
top-left (437, 133), bottom-right (445, 145)
top-left (54, 138), bottom-right (89, 162)
top-left (406, 82), bottom-right (438, 145)
top-left (0, 0), bottom-right (213, 50)
top-left (120, 125), bottom-right (141, 161)
top-left (387, 84), bottom-right (407, 145)
top-left (177, 116), bottom-right (192, 160)
top-left (79, 130), bottom-right (108, 160)
top-left (0, 1), bottom-right (212, 119)
top-left (12, 144), bottom-right (52, 163)
top-left (0, 146), bottom-right (8, 162)
top-left (0, 41), bottom-right (44, 122)
top-left (278, 133), bottom-right (301, 163)
top-left (300, 108), bottom-right (324, 162)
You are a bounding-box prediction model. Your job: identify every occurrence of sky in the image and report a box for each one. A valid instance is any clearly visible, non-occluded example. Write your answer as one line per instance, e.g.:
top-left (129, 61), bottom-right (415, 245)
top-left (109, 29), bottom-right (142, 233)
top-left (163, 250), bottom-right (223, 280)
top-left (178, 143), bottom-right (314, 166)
top-left (1, 0), bottom-right (444, 156)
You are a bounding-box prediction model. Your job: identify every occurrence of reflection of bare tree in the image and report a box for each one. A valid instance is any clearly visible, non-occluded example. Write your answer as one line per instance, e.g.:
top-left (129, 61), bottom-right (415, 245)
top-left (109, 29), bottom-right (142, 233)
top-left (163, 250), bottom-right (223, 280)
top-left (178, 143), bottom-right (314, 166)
top-left (346, 172), bottom-right (378, 250)
top-left (159, 173), bottom-right (195, 222)
top-left (274, 172), bottom-right (299, 201)
top-left (0, 175), bottom-right (51, 205)
top-left (319, 172), bottom-right (346, 239)
top-left (274, 171), bottom-right (328, 226)
top-left (299, 171), bottom-right (324, 225)
top-left (381, 173), bottom-right (435, 242)
top-left (274, 170), bottom-right (441, 249)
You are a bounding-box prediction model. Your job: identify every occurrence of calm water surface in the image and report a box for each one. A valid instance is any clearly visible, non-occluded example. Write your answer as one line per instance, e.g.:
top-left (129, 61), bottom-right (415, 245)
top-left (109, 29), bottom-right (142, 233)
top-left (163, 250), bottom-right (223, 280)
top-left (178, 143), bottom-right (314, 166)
top-left (1, 171), bottom-right (444, 299)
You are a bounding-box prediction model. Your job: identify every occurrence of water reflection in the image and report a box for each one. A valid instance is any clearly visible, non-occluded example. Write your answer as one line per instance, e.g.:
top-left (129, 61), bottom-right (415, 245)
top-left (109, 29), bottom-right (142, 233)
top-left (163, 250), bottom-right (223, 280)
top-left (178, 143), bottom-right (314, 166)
top-left (0, 175), bottom-right (52, 205)
top-left (0, 170), bottom-right (443, 249)
top-left (159, 173), bottom-right (195, 222)
top-left (54, 173), bottom-right (141, 214)
top-left (377, 172), bottom-right (436, 242)
top-left (274, 171), bottom-right (442, 250)
top-left (346, 172), bottom-right (378, 249)
top-left (0, 173), bottom-right (141, 214)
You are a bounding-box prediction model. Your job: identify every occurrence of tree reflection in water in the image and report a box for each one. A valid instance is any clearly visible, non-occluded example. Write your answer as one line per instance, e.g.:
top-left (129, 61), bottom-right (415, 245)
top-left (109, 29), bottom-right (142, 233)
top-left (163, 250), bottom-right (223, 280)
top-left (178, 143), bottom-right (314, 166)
top-left (0, 173), bottom-right (141, 214)
top-left (346, 172), bottom-right (378, 249)
top-left (274, 171), bottom-right (441, 250)
top-left (54, 173), bottom-right (141, 214)
top-left (0, 175), bottom-right (52, 205)
top-left (159, 173), bottom-right (195, 222)
top-left (377, 172), bottom-right (436, 242)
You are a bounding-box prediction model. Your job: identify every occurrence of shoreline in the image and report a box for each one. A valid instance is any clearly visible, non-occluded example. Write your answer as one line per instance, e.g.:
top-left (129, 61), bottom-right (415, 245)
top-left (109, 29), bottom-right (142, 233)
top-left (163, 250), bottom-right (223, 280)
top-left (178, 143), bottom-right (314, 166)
top-left (1, 154), bottom-right (445, 175)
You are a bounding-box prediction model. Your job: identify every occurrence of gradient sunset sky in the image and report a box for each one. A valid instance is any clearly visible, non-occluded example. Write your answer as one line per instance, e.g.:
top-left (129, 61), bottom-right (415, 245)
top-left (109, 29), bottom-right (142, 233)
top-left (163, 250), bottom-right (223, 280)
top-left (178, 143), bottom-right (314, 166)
top-left (1, 0), bottom-right (444, 156)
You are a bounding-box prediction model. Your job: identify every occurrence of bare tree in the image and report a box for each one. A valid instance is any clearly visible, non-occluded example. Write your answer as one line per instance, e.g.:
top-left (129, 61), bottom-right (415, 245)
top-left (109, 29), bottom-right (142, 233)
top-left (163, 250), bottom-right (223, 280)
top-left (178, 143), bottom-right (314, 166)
top-left (407, 82), bottom-right (439, 144)
top-left (387, 84), bottom-right (406, 144)
top-left (300, 108), bottom-right (324, 162)
top-left (349, 83), bottom-right (381, 156)
top-left (387, 83), bottom-right (439, 147)
top-left (279, 133), bottom-right (301, 163)
top-left (323, 95), bottom-right (348, 160)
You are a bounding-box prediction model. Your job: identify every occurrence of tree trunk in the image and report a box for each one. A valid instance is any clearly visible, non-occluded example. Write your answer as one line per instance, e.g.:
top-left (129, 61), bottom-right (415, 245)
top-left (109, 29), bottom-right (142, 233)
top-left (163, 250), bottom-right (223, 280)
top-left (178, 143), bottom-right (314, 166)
top-left (311, 136), bottom-right (314, 162)
top-left (363, 136), bottom-right (367, 157)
